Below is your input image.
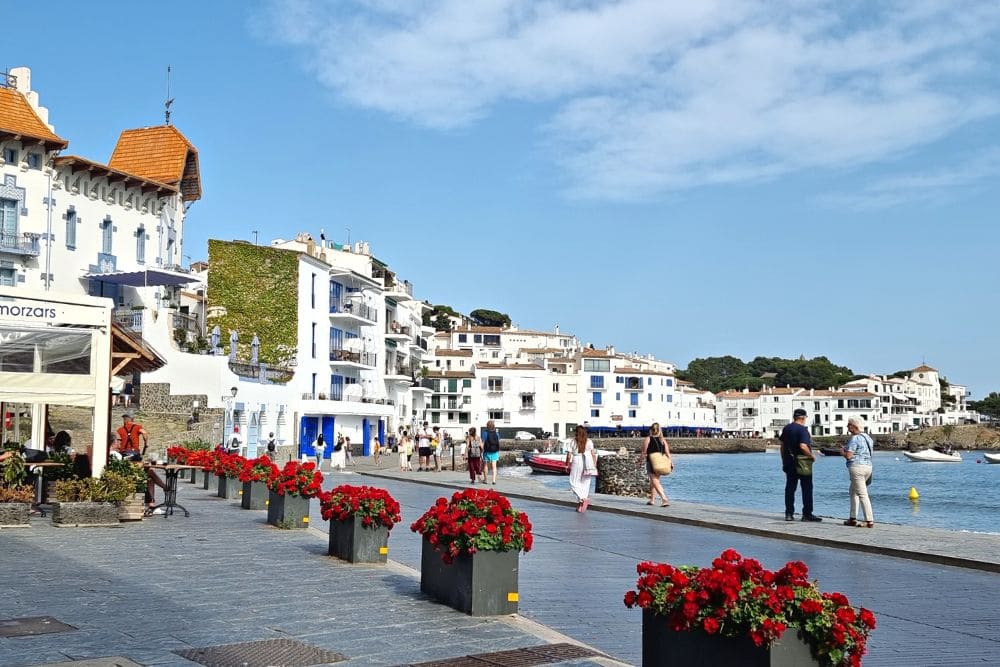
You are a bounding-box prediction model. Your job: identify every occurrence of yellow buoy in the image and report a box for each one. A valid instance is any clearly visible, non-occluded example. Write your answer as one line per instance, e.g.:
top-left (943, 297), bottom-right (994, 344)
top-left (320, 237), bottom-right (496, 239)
top-left (908, 487), bottom-right (920, 501)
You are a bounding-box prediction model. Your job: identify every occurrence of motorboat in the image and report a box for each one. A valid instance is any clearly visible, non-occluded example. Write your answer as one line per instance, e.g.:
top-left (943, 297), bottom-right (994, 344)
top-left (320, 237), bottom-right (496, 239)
top-left (984, 452), bottom-right (1000, 464)
top-left (903, 447), bottom-right (962, 463)
top-left (524, 449), bottom-right (616, 475)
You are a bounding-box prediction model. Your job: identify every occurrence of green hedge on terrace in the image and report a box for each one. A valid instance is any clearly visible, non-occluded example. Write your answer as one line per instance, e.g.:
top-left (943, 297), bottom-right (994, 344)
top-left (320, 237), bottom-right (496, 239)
top-left (207, 240), bottom-right (299, 366)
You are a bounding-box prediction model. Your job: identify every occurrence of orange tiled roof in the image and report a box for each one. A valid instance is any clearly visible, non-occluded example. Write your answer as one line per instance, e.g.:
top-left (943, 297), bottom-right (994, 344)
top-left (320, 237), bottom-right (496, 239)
top-left (435, 349), bottom-right (473, 357)
top-left (53, 155), bottom-right (178, 194)
top-left (475, 363), bottom-right (545, 370)
top-left (108, 125), bottom-right (201, 201)
top-left (0, 87), bottom-right (68, 149)
top-left (911, 364), bottom-right (938, 373)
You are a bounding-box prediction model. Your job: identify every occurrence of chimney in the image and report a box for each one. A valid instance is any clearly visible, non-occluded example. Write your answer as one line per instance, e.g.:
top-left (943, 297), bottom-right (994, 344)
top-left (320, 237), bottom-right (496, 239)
top-left (554, 324), bottom-right (560, 335)
top-left (10, 67), bottom-right (53, 129)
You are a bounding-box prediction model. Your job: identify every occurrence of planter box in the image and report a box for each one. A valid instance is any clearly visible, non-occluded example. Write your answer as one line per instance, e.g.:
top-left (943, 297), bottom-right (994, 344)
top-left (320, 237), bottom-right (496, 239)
top-left (118, 493), bottom-right (146, 521)
top-left (50, 502), bottom-right (121, 527)
top-left (0, 503), bottom-right (30, 526)
top-left (218, 475), bottom-right (241, 499)
top-left (266, 491), bottom-right (311, 529)
top-left (641, 610), bottom-right (817, 667)
top-left (188, 468), bottom-right (200, 485)
top-left (241, 481), bottom-right (268, 510)
top-left (328, 516), bottom-right (389, 563)
top-left (203, 472), bottom-right (215, 491)
top-left (420, 537), bottom-right (519, 616)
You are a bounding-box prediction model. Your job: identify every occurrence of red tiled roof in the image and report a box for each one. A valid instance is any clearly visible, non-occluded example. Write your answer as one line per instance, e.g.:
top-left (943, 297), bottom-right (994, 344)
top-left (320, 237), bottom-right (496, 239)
top-left (108, 125), bottom-right (201, 201)
top-left (911, 364), bottom-right (938, 373)
top-left (0, 87), bottom-right (68, 149)
top-left (435, 349), bottom-right (473, 357)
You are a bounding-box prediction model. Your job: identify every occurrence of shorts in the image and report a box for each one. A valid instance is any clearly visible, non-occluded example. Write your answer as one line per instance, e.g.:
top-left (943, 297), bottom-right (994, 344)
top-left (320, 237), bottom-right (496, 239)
top-left (419, 446), bottom-right (431, 457)
top-left (483, 451), bottom-right (500, 463)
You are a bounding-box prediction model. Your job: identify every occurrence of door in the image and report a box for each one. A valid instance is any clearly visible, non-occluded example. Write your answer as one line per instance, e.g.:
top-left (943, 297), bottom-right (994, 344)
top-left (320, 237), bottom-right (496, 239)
top-left (299, 416), bottom-right (319, 460)
top-left (362, 418), bottom-right (371, 456)
top-left (321, 416), bottom-right (336, 458)
top-left (378, 419), bottom-right (386, 452)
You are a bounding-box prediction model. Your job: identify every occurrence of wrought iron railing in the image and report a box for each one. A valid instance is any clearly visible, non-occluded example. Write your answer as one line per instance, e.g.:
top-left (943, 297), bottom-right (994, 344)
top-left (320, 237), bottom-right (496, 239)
top-left (0, 232), bottom-right (41, 257)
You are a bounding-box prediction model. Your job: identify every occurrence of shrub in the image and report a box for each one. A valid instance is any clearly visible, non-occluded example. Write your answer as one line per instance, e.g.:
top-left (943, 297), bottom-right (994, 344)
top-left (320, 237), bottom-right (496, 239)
top-left (0, 485), bottom-right (34, 503)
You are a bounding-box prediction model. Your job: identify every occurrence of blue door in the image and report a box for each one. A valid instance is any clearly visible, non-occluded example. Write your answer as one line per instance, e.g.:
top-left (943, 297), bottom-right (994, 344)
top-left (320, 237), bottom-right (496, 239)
top-left (362, 418), bottom-right (371, 456)
top-left (378, 420), bottom-right (386, 452)
top-left (321, 416), bottom-right (336, 458)
top-left (299, 416), bottom-right (319, 460)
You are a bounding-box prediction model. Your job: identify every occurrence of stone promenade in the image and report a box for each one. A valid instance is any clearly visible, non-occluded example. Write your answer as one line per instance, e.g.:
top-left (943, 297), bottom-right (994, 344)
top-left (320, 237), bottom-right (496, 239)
top-left (1, 460), bottom-right (998, 666)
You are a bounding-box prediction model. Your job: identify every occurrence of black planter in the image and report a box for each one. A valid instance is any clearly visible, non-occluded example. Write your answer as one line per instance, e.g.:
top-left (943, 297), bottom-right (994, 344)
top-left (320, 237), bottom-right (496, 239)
top-left (641, 610), bottom-right (817, 667)
top-left (266, 491), bottom-right (311, 528)
top-left (241, 481), bottom-right (268, 510)
top-left (328, 516), bottom-right (389, 563)
top-left (218, 475), bottom-right (241, 499)
top-left (202, 471), bottom-right (214, 490)
top-left (420, 537), bottom-right (519, 616)
top-left (188, 468), bottom-right (200, 485)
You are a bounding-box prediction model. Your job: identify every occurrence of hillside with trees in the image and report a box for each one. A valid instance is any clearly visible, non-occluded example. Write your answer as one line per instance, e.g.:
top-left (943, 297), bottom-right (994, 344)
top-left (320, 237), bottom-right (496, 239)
top-left (678, 355), bottom-right (857, 393)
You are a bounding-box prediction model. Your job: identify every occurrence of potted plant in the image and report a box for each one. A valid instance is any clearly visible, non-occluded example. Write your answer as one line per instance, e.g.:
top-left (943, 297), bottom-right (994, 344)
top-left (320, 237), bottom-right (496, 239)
top-left (51, 474), bottom-right (132, 527)
top-left (266, 461), bottom-right (323, 529)
top-left (103, 458), bottom-right (149, 521)
top-left (40, 451), bottom-right (76, 502)
top-left (624, 549), bottom-right (876, 666)
top-left (200, 450), bottom-right (220, 490)
top-left (321, 485), bottom-right (401, 563)
top-left (214, 452), bottom-right (245, 500)
top-left (410, 488), bottom-right (533, 615)
top-left (186, 449), bottom-right (213, 486)
top-left (239, 455), bottom-right (277, 510)
top-left (1, 450), bottom-right (33, 526)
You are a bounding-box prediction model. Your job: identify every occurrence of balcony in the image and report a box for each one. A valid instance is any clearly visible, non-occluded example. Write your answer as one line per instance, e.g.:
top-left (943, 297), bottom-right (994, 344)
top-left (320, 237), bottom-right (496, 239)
top-left (301, 392), bottom-right (395, 406)
top-left (172, 312), bottom-right (199, 334)
top-left (329, 348), bottom-right (376, 369)
top-left (330, 298), bottom-right (377, 325)
top-left (113, 308), bottom-right (144, 332)
top-left (384, 279), bottom-right (413, 302)
top-left (230, 361), bottom-right (293, 385)
top-left (385, 320), bottom-right (411, 341)
top-left (384, 361), bottom-right (413, 383)
top-left (0, 232), bottom-right (41, 257)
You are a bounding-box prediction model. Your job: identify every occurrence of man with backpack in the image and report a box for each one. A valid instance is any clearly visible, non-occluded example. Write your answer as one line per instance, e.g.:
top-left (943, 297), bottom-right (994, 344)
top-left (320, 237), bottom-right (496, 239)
top-left (264, 432), bottom-right (278, 461)
top-left (117, 413), bottom-right (148, 459)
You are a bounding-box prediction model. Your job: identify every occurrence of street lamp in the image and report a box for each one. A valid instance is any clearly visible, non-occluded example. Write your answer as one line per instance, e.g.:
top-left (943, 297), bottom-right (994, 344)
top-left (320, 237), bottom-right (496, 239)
top-left (222, 386), bottom-right (238, 448)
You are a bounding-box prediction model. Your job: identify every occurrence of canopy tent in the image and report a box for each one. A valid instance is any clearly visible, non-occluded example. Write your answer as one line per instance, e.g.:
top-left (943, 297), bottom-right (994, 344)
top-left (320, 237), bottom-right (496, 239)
top-left (0, 288), bottom-right (112, 475)
top-left (81, 267), bottom-right (199, 288)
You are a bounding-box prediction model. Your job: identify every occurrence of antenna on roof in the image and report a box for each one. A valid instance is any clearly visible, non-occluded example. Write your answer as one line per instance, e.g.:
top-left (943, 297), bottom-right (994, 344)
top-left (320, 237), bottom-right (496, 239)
top-left (164, 65), bottom-right (174, 125)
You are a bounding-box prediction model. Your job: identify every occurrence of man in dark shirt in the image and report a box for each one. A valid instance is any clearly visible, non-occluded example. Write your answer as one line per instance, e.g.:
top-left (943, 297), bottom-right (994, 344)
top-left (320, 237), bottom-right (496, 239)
top-left (779, 408), bottom-right (821, 522)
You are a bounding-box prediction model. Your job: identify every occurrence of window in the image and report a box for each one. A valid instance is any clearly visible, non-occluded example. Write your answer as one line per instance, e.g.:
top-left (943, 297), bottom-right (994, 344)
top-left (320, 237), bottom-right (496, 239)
top-left (135, 225), bottom-right (145, 263)
top-left (567, 383), bottom-right (577, 393)
top-left (1, 198), bottom-right (19, 241)
top-left (834, 414), bottom-right (843, 421)
top-left (583, 359), bottom-right (610, 372)
top-left (592, 391), bottom-right (602, 405)
top-left (3, 148), bottom-right (17, 165)
top-left (628, 409), bottom-right (637, 418)
top-left (101, 217), bottom-right (113, 254)
top-left (431, 412), bottom-right (440, 424)
top-left (463, 379), bottom-right (472, 388)
top-left (483, 334), bottom-right (500, 346)
top-left (458, 334), bottom-right (467, 343)
top-left (521, 393), bottom-right (535, 409)
top-left (463, 395), bottom-right (471, 404)
top-left (590, 409), bottom-right (600, 418)
top-left (666, 379), bottom-right (673, 387)
top-left (615, 393), bottom-right (620, 401)
top-left (330, 375), bottom-right (344, 400)
top-left (26, 153), bottom-right (42, 169)
top-left (647, 377), bottom-right (652, 386)
top-left (625, 376), bottom-right (641, 390)
top-left (552, 400), bottom-right (560, 410)
top-left (64, 210), bottom-right (76, 248)
top-left (647, 393), bottom-right (652, 401)
top-left (311, 323), bottom-right (317, 358)
top-left (329, 328), bottom-right (343, 350)
top-left (459, 413), bottom-right (471, 424)
top-left (590, 375), bottom-right (604, 389)
top-left (552, 382), bottom-right (559, 393)
top-left (0, 266), bottom-right (15, 287)
top-left (488, 410), bottom-right (504, 421)
top-left (630, 393), bottom-right (639, 406)
top-left (329, 281), bottom-right (342, 309)
top-left (487, 376), bottom-right (503, 392)
top-left (474, 334), bottom-right (482, 343)
top-left (667, 395), bottom-right (673, 403)
top-left (311, 274), bottom-right (316, 309)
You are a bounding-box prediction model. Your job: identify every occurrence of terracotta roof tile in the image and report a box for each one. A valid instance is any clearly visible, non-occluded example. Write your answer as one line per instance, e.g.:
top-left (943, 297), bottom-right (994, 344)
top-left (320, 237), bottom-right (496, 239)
top-left (435, 349), bottom-right (473, 357)
top-left (108, 125), bottom-right (201, 201)
top-left (613, 367), bottom-right (674, 377)
top-left (475, 363), bottom-right (545, 370)
top-left (911, 364), bottom-right (938, 373)
top-left (0, 87), bottom-right (68, 149)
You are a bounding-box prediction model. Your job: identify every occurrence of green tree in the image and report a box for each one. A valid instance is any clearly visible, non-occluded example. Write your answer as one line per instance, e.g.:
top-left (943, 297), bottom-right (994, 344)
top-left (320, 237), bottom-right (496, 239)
top-left (969, 392), bottom-right (1000, 419)
top-left (469, 308), bottom-right (511, 328)
top-left (423, 304), bottom-right (460, 331)
top-left (677, 356), bottom-right (750, 393)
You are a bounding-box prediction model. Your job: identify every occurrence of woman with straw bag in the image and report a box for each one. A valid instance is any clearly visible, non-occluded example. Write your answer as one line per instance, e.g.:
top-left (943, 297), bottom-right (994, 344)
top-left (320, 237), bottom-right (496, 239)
top-left (641, 423), bottom-right (672, 507)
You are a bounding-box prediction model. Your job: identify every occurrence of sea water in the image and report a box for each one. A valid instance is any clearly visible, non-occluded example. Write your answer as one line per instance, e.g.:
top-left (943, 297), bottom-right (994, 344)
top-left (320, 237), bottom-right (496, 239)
top-left (527, 451), bottom-right (1000, 534)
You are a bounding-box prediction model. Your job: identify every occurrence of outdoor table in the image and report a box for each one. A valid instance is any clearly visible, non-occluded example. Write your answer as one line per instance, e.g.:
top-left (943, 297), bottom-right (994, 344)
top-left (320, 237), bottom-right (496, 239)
top-left (144, 464), bottom-right (200, 518)
top-left (26, 461), bottom-right (66, 517)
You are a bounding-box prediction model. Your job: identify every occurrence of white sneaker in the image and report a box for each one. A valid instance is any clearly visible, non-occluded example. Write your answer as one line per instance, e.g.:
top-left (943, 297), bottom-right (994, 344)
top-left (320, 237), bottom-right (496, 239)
top-left (151, 507), bottom-right (167, 515)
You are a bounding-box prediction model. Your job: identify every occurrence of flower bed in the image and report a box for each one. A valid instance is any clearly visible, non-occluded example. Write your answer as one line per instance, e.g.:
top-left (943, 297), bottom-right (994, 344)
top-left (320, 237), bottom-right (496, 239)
top-left (320, 485), bottom-right (401, 529)
top-left (410, 488), bottom-right (533, 564)
top-left (624, 549), bottom-right (876, 666)
top-left (267, 461), bottom-right (323, 498)
top-left (239, 456), bottom-right (276, 510)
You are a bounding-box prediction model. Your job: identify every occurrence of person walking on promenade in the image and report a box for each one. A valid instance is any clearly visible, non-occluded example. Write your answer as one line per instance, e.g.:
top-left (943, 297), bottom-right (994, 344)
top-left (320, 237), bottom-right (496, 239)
top-left (640, 422), bottom-right (672, 507)
top-left (431, 426), bottom-right (442, 471)
top-left (842, 417), bottom-right (875, 528)
top-left (344, 436), bottom-right (355, 466)
top-left (465, 427), bottom-right (484, 484)
top-left (372, 436), bottom-right (381, 467)
top-left (780, 408), bottom-right (821, 522)
top-left (312, 434), bottom-right (326, 471)
top-left (417, 422), bottom-right (432, 471)
top-left (566, 425), bottom-right (597, 512)
top-left (482, 420), bottom-right (501, 485)
top-left (400, 430), bottom-right (414, 471)
top-left (264, 432), bottom-right (278, 462)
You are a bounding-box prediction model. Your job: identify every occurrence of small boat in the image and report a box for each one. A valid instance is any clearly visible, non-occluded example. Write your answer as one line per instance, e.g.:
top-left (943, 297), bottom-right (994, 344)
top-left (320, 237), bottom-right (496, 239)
top-left (984, 452), bottom-right (1000, 464)
top-left (524, 453), bottom-right (570, 474)
top-left (820, 447), bottom-right (843, 457)
top-left (903, 448), bottom-right (962, 463)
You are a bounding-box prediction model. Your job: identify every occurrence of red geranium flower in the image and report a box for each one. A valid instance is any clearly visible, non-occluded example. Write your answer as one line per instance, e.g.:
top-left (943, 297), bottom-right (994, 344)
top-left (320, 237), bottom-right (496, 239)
top-left (319, 484), bottom-right (401, 530)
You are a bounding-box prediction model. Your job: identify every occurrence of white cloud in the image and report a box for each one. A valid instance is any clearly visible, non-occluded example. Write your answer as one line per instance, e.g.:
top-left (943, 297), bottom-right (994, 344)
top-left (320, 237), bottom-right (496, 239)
top-left (258, 0), bottom-right (1000, 198)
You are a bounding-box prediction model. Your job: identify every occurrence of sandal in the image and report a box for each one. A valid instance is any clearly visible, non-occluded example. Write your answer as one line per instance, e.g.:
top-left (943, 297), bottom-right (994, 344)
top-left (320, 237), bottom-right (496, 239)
top-left (860, 521), bottom-right (874, 528)
top-left (661, 501), bottom-right (670, 507)
top-left (843, 518), bottom-right (858, 526)
top-left (646, 500), bottom-right (654, 506)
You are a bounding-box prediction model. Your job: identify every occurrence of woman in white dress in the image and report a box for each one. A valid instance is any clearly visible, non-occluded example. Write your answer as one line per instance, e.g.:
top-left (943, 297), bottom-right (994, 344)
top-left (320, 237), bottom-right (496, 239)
top-left (565, 425), bottom-right (597, 512)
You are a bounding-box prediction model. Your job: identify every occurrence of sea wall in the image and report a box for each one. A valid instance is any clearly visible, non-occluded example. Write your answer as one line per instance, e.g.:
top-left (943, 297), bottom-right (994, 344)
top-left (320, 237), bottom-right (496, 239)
top-left (498, 437), bottom-right (771, 454)
top-left (595, 454), bottom-right (648, 498)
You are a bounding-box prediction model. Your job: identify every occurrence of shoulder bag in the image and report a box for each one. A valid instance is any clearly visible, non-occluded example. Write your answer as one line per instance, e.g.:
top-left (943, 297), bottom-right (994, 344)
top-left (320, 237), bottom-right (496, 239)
top-left (795, 454), bottom-right (814, 476)
top-left (648, 437), bottom-right (672, 475)
top-left (863, 434), bottom-right (873, 486)
top-left (583, 447), bottom-right (599, 477)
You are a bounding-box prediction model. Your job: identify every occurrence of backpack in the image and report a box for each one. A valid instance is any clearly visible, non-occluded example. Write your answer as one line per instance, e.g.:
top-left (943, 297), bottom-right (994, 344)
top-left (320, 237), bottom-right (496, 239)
top-left (484, 431), bottom-right (500, 454)
top-left (266, 439), bottom-right (276, 453)
top-left (468, 438), bottom-right (483, 458)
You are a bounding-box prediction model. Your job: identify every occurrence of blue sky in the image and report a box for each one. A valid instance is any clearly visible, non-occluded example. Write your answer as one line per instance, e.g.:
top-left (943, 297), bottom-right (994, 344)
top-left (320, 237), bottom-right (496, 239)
top-left (6, 1), bottom-right (1000, 395)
